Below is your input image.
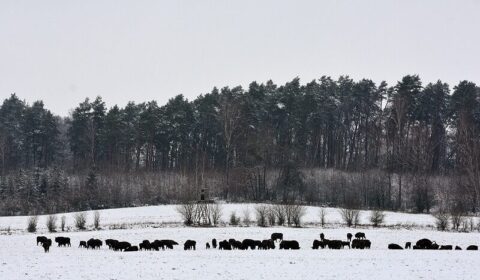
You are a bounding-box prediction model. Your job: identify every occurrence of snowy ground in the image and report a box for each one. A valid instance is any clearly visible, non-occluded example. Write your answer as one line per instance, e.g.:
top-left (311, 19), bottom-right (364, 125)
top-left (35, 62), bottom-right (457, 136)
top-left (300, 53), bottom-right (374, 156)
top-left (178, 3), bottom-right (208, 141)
top-left (1, 204), bottom-right (479, 280)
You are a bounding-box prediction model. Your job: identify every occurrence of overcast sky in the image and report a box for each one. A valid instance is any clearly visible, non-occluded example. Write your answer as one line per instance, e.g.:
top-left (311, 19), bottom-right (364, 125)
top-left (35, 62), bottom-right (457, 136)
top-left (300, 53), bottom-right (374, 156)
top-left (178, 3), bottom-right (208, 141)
top-left (1, 0), bottom-right (479, 116)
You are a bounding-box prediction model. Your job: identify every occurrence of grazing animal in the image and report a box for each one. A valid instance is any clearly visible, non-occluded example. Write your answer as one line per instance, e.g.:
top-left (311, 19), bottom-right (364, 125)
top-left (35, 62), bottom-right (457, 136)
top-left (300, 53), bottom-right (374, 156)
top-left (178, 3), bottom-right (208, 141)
top-left (42, 239), bottom-right (52, 252)
top-left (405, 242), bottom-right (411, 249)
top-left (439, 245), bottom-right (452, 250)
top-left (341, 241), bottom-right (350, 249)
top-left (55, 237), bottom-right (71, 247)
top-left (87, 238), bottom-right (102, 249)
top-left (312, 239), bottom-right (326, 249)
top-left (415, 239), bottom-right (433, 249)
top-left (355, 232), bottom-right (366, 239)
top-left (37, 236), bottom-right (48, 246)
top-left (113, 241), bottom-right (131, 251)
top-left (412, 245), bottom-right (420, 250)
top-left (351, 239), bottom-right (371, 249)
top-left (466, 245), bottom-right (478, 251)
top-left (455, 246), bottom-right (462, 250)
top-left (206, 242), bottom-right (210, 249)
top-left (231, 240), bottom-right (244, 250)
top-left (320, 233), bottom-right (325, 241)
top-left (139, 240), bottom-right (152, 251)
top-left (105, 239), bottom-right (118, 249)
top-left (271, 233), bottom-right (283, 242)
top-left (261, 239), bottom-right (275, 250)
top-left (212, 239), bottom-right (217, 249)
top-left (279, 240), bottom-right (300, 250)
top-left (184, 240), bottom-right (196, 250)
top-left (219, 240), bottom-right (232, 250)
top-left (388, 243), bottom-right (403, 250)
top-left (124, 246), bottom-right (139, 252)
top-left (79, 241), bottom-right (87, 248)
top-left (242, 239), bottom-right (257, 250)
top-left (347, 233), bottom-right (352, 242)
top-left (326, 240), bottom-right (343, 250)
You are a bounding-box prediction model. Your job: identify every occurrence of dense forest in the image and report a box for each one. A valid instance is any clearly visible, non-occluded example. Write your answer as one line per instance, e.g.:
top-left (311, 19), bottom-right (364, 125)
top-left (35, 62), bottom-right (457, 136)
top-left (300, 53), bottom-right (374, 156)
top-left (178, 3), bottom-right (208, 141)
top-left (0, 75), bottom-right (479, 216)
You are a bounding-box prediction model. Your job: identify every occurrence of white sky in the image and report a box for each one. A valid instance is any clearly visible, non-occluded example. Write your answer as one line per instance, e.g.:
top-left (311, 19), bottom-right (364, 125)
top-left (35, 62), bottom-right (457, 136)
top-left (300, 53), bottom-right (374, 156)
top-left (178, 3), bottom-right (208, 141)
top-left (1, 0), bottom-right (479, 116)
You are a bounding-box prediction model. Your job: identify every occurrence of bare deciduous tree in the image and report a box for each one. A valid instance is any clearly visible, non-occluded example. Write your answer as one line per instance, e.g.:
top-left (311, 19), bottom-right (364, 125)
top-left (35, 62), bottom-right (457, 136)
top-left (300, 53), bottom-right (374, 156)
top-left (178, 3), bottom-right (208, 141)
top-left (176, 203), bottom-right (196, 226)
top-left (60, 215), bottom-right (66, 231)
top-left (433, 211), bottom-right (449, 231)
top-left (46, 215), bottom-right (57, 232)
top-left (93, 211), bottom-right (101, 230)
top-left (319, 208), bottom-right (327, 227)
top-left (27, 216), bottom-right (38, 233)
top-left (340, 208), bottom-right (360, 227)
top-left (255, 205), bottom-right (269, 227)
top-left (74, 212), bottom-right (87, 230)
top-left (369, 210), bottom-right (385, 227)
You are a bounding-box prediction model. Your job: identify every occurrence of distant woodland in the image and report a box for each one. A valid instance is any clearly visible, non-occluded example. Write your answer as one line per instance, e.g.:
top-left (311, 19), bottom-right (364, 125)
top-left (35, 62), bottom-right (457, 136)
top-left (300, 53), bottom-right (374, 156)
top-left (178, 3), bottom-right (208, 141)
top-left (0, 75), bottom-right (479, 216)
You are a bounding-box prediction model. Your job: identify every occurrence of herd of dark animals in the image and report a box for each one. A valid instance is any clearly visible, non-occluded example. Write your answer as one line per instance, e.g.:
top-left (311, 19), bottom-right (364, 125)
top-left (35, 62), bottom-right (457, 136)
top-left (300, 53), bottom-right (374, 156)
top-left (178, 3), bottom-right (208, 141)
top-left (35, 232), bottom-right (479, 253)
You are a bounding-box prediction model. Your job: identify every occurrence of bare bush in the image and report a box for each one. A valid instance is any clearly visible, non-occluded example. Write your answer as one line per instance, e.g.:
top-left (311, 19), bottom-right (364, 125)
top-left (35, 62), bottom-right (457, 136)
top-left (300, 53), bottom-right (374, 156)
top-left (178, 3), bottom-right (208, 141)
top-left (451, 213), bottom-right (464, 231)
top-left (60, 215), bottom-right (66, 231)
top-left (176, 203), bottom-right (196, 226)
top-left (93, 211), bottom-right (101, 229)
top-left (267, 206), bottom-right (276, 226)
top-left (229, 211), bottom-right (240, 226)
top-left (319, 208), bottom-right (327, 227)
top-left (369, 210), bottom-right (385, 227)
top-left (273, 204), bottom-right (286, 225)
top-left (73, 212), bottom-right (87, 230)
top-left (291, 205), bottom-right (306, 227)
top-left (339, 208), bottom-right (360, 227)
top-left (210, 203), bottom-right (223, 226)
top-left (46, 215), bottom-right (58, 232)
top-left (242, 207), bottom-right (251, 226)
top-left (27, 216), bottom-right (38, 233)
top-left (433, 211), bottom-right (449, 231)
top-left (255, 205), bottom-right (269, 227)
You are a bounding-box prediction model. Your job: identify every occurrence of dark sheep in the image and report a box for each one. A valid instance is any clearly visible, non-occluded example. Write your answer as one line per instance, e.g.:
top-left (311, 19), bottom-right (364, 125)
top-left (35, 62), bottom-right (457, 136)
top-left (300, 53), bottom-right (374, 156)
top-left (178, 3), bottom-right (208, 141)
top-left (413, 245), bottom-right (420, 250)
top-left (279, 240), bottom-right (300, 250)
top-left (347, 233), bottom-right (352, 242)
top-left (79, 241), bottom-right (87, 248)
top-left (151, 240), bottom-right (177, 250)
top-left (429, 242), bottom-right (439, 250)
top-left (405, 242), bottom-right (411, 249)
top-left (87, 238), bottom-right (103, 249)
top-left (219, 240), bottom-right (232, 250)
top-left (326, 240), bottom-right (343, 250)
top-left (355, 232), bottom-right (366, 239)
top-left (388, 243), bottom-right (403, 250)
top-left (37, 236), bottom-right (48, 246)
top-left (55, 237), bottom-right (71, 247)
top-left (466, 245), bottom-right (478, 250)
top-left (271, 233), bottom-right (283, 242)
top-left (232, 240), bottom-right (244, 250)
top-left (320, 233), bottom-right (325, 241)
top-left (139, 240), bottom-right (152, 251)
top-left (106, 239), bottom-right (118, 249)
top-left (341, 241), bottom-right (350, 249)
top-left (439, 245), bottom-right (452, 250)
top-left (312, 239), bottom-right (326, 249)
top-left (351, 239), bottom-right (371, 249)
top-left (261, 239), bottom-right (275, 250)
top-left (42, 239), bottom-right (52, 252)
top-left (114, 241), bottom-right (131, 251)
top-left (184, 240), bottom-right (196, 250)
top-left (455, 246), bottom-right (462, 250)
top-left (124, 246), bottom-right (139, 252)
top-left (206, 242), bottom-right (210, 249)
top-left (242, 239), bottom-right (257, 250)
top-left (212, 239), bottom-right (217, 249)
top-left (415, 238), bottom-right (433, 249)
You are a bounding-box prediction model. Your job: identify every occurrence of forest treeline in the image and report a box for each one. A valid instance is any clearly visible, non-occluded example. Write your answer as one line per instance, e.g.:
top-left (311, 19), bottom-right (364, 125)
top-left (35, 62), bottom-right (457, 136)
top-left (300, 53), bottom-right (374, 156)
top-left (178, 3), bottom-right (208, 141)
top-left (0, 75), bottom-right (479, 216)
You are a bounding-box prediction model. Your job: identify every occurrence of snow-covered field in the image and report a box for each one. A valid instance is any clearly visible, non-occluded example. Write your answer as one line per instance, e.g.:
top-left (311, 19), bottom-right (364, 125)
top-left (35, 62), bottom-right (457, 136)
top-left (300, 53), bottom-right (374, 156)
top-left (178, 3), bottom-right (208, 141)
top-left (1, 204), bottom-right (479, 280)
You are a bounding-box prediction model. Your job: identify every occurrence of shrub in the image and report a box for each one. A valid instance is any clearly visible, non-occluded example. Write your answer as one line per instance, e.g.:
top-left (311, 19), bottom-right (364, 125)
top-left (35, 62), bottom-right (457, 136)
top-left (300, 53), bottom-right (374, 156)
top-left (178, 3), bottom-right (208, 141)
top-left (210, 203), bottom-right (223, 226)
top-left (266, 206), bottom-right (276, 226)
top-left (451, 214), bottom-right (464, 231)
top-left (319, 208), bottom-right (327, 227)
top-left (93, 211), bottom-right (101, 230)
top-left (433, 211), bottom-right (449, 231)
top-left (291, 205), bottom-right (306, 227)
top-left (242, 207), bottom-right (251, 226)
top-left (340, 208), bottom-right (360, 227)
top-left (60, 215), bottom-right (66, 231)
top-left (176, 203), bottom-right (196, 226)
top-left (46, 215), bottom-right (58, 232)
top-left (273, 204), bottom-right (285, 225)
top-left (369, 210), bottom-right (385, 227)
top-left (255, 205), bottom-right (269, 227)
top-left (27, 216), bottom-right (38, 233)
top-left (74, 212), bottom-right (87, 230)
top-left (229, 211), bottom-right (240, 226)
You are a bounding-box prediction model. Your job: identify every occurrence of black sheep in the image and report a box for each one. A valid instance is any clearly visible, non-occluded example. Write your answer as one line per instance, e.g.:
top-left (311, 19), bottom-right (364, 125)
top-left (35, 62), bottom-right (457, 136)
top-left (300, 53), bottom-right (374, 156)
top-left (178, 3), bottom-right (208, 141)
top-left (415, 238), bottom-right (433, 249)
top-left (124, 246), bottom-right (139, 252)
top-left (271, 233), bottom-right (283, 242)
top-left (139, 240), bottom-right (152, 251)
top-left (355, 232), bottom-right (366, 239)
top-left (347, 233), bottom-right (352, 242)
top-left (37, 236), bottom-right (48, 246)
top-left (351, 239), bottom-right (371, 249)
top-left (206, 242), bottom-right (210, 249)
top-left (42, 239), bottom-right (52, 253)
top-left (466, 245), bottom-right (478, 250)
top-left (388, 243), bottom-right (403, 250)
top-left (87, 238), bottom-right (103, 249)
top-left (184, 240), bottom-right (196, 250)
top-left (326, 240), bottom-right (343, 250)
top-left (55, 237), bottom-right (71, 247)
top-left (79, 241), bottom-right (87, 248)
top-left (219, 240), bottom-right (232, 250)
top-left (439, 245), bottom-right (452, 250)
top-left (279, 240), bottom-right (300, 250)
top-left (455, 246), bottom-right (462, 250)
top-left (212, 239), bottom-right (217, 249)
top-left (320, 233), bottom-right (325, 241)
top-left (242, 239), bottom-right (257, 250)
top-left (114, 241), bottom-right (131, 251)
top-left (405, 242), bottom-right (411, 249)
